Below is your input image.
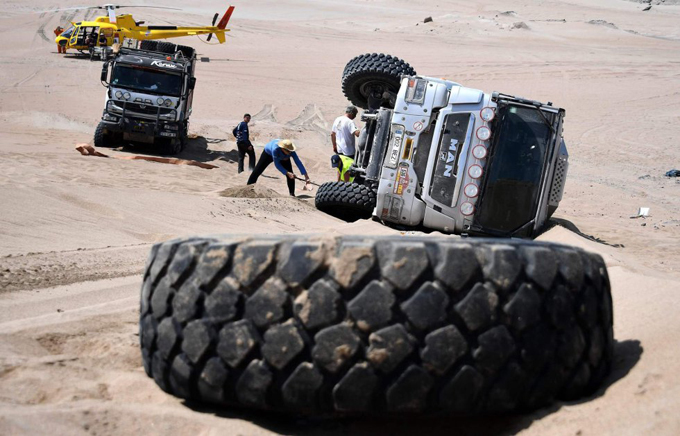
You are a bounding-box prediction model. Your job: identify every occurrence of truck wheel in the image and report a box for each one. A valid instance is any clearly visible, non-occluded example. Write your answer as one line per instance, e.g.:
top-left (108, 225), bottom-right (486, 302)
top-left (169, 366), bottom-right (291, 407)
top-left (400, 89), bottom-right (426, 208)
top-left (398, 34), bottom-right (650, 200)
top-left (140, 40), bottom-right (159, 51)
top-left (157, 138), bottom-right (182, 155)
top-left (315, 181), bottom-right (376, 222)
top-left (139, 235), bottom-right (613, 415)
top-left (93, 122), bottom-right (118, 148)
top-left (342, 53), bottom-right (416, 110)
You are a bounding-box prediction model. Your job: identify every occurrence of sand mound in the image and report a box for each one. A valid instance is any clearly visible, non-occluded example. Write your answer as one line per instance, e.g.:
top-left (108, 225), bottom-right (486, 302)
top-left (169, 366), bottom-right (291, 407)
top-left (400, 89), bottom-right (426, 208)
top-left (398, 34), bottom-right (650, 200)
top-left (218, 185), bottom-right (285, 199)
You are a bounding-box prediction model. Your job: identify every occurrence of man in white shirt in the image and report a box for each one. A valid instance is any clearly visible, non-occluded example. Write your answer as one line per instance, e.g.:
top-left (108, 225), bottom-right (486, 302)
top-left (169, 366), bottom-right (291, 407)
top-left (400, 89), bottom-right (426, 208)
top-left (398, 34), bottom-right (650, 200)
top-left (331, 106), bottom-right (360, 161)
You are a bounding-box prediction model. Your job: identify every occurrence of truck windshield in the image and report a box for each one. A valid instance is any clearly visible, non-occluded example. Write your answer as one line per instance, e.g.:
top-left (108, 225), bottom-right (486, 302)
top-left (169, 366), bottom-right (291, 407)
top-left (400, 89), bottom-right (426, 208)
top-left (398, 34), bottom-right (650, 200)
top-left (474, 104), bottom-right (554, 235)
top-left (111, 65), bottom-right (182, 96)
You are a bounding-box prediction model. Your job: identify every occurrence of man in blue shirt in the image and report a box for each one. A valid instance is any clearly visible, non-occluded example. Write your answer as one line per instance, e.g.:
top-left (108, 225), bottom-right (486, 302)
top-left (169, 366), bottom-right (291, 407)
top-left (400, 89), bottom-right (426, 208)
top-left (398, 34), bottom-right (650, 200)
top-left (247, 139), bottom-right (310, 196)
top-left (234, 113), bottom-right (255, 173)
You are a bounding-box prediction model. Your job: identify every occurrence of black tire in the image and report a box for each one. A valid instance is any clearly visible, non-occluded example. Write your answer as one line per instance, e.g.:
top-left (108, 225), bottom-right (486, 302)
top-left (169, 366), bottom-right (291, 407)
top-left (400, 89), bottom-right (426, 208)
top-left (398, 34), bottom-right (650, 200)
top-left (342, 53), bottom-right (416, 110)
top-left (176, 44), bottom-right (195, 59)
top-left (157, 41), bottom-right (176, 55)
top-left (315, 181), bottom-right (376, 222)
top-left (140, 40), bottom-right (159, 51)
top-left (94, 122), bottom-right (119, 148)
top-left (157, 137), bottom-right (182, 155)
top-left (139, 235), bottom-right (614, 415)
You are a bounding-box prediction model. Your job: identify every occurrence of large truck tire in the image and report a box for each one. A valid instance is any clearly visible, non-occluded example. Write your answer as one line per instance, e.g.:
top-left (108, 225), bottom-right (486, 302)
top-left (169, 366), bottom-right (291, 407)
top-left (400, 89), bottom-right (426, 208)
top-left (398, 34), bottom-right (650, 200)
top-left (342, 53), bottom-right (416, 110)
top-left (139, 235), bottom-right (614, 415)
top-left (315, 181), bottom-right (376, 222)
top-left (93, 122), bottom-right (119, 148)
top-left (157, 137), bottom-right (182, 155)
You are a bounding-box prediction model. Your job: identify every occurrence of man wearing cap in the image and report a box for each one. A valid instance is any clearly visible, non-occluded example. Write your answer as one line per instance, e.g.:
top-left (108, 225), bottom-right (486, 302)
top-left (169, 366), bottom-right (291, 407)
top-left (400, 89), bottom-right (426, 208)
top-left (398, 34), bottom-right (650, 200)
top-left (234, 113), bottom-right (255, 173)
top-left (331, 106), bottom-right (360, 177)
top-left (247, 139), bottom-right (310, 196)
top-left (331, 154), bottom-right (355, 183)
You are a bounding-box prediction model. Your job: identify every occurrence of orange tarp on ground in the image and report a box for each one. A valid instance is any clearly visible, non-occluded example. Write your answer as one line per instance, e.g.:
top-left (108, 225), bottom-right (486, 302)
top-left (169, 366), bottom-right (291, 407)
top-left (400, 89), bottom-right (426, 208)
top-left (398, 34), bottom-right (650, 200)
top-left (75, 144), bottom-right (218, 169)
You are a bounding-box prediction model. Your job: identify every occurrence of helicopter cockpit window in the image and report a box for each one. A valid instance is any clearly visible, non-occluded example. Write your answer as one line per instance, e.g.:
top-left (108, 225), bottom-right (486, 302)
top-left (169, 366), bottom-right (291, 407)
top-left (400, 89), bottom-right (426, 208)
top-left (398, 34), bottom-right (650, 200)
top-left (111, 65), bottom-right (182, 97)
top-left (60, 25), bottom-right (75, 39)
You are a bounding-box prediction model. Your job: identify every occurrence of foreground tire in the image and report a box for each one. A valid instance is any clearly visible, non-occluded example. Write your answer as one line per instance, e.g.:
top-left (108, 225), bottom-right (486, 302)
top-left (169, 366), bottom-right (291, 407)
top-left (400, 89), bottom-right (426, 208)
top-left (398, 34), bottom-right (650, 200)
top-left (93, 122), bottom-right (119, 148)
top-left (139, 235), bottom-right (614, 415)
top-left (342, 53), bottom-right (416, 109)
top-left (315, 181), bottom-right (376, 222)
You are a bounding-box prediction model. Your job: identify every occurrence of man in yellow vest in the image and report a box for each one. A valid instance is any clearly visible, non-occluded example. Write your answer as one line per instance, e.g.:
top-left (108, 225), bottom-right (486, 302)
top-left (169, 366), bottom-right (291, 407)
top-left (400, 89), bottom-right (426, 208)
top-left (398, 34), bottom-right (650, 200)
top-left (331, 154), bottom-right (355, 182)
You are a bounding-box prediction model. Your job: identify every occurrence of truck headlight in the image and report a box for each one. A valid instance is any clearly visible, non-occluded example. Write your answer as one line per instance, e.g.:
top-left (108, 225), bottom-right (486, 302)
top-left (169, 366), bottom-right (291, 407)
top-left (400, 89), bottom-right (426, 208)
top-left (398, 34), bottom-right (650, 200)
top-left (160, 110), bottom-right (177, 120)
top-left (164, 124), bottom-right (178, 131)
top-left (157, 98), bottom-right (165, 105)
top-left (103, 113), bottom-right (118, 122)
top-left (480, 107), bottom-right (495, 122)
top-left (472, 145), bottom-right (487, 159)
top-left (464, 183), bottom-right (479, 198)
top-left (123, 92), bottom-right (131, 101)
top-left (460, 202), bottom-right (475, 216)
top-left (115, 91), bottom-right (123, 99)
top-left (405, 78), bottom-right (427, 104)
top-left (163, 99), bottom-right (173, 107)
top-left (476, 126), bottom-right (491, 141)
top-left (468, 164), bottom-right (483, 179)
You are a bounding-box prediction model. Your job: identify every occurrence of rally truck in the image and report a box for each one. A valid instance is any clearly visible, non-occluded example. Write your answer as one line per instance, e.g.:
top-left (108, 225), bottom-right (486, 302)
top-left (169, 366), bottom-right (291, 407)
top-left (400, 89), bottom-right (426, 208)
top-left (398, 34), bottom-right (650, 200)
top-left (315, 53), bottom-right (569, 238)
top-left (137, 54), bottom-right (613, 417)
top-left (95, 41), bottom-right (197, 155)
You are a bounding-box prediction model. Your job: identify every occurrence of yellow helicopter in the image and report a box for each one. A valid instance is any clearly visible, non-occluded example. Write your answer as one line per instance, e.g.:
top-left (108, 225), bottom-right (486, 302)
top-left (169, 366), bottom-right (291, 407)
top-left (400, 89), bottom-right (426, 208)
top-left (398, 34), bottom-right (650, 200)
top-left (54, 4), bottom-right (234, 53)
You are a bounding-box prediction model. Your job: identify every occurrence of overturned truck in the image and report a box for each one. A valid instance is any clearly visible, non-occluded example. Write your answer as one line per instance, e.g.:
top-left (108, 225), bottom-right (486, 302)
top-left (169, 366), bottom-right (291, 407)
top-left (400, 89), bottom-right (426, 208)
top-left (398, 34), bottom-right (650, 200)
top-left (316, 54), bottom-right (569, 238)
top-left (137, 54), bottom-right (613, 417)
top-left (96, 41), bottom-right (197, 155)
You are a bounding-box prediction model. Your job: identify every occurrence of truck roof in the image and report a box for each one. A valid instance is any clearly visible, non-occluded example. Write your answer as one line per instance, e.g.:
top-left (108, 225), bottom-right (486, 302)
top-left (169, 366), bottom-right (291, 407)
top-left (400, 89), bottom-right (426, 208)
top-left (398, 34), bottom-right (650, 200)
top-left (115, 47), bottom-right (193, 70)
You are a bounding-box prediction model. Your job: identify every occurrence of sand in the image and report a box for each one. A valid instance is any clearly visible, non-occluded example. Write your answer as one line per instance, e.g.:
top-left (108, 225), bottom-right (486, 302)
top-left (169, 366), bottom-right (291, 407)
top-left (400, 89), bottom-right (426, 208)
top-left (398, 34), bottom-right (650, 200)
top-left (1, 0), bottom-right (679, 434)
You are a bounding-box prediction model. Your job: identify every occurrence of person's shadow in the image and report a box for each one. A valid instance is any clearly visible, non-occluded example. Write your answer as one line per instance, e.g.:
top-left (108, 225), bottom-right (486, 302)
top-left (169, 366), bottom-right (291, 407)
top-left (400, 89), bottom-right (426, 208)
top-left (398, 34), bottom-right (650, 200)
top-left (178, 136), bottom-right (238, 163)
top-left (182, 339), bottom-right (642, 436)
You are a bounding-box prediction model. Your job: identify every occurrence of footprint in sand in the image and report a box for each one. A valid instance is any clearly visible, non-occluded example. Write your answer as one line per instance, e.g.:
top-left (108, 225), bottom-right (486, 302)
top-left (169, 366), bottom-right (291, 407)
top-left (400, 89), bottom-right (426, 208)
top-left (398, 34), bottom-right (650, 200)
top-left (252, 104), bottom-right (278, 123)
top-left (285, 103), bottom-right (329, 134)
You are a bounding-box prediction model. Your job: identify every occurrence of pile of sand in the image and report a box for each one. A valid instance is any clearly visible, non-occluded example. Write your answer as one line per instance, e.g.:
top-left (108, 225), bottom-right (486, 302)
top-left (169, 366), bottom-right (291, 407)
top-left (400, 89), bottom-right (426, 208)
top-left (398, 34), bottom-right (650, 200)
top-left (218, 184), bottom-right (285, 199)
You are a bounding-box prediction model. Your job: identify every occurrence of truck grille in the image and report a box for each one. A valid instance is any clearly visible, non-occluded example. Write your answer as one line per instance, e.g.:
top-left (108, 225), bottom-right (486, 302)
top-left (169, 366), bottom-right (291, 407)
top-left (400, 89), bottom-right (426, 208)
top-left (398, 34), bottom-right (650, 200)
top-left (125, 102), bottom-right (174, 117)
top-left (107, 100), bottom-right (174, 119)
top-left (429, 113), bottom-right (471, 206)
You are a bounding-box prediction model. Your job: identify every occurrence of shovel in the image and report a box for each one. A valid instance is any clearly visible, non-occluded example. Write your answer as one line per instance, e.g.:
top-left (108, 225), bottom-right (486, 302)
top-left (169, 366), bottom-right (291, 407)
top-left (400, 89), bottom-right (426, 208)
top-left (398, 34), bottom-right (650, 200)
top-left (294, 175), bottom-right (321, 191)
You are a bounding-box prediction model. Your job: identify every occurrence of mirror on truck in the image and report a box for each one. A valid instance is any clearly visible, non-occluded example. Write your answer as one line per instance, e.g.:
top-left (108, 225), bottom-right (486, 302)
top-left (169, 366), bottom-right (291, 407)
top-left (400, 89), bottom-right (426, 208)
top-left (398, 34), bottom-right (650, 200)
top-left (100, 62), bottom-right (109, 84)
top-left (188, 77), bottom-right (196, 90)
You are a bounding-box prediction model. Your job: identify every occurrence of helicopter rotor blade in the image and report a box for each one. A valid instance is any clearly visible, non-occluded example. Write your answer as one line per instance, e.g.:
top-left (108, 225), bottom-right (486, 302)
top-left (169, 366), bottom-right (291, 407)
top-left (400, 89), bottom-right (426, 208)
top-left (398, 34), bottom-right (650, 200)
top-left (37, 6), bottom-right (100, 13)
top-left (206, 12), bottom-right (219, 42)
top-left (114, 5), bottom-right (182, 10)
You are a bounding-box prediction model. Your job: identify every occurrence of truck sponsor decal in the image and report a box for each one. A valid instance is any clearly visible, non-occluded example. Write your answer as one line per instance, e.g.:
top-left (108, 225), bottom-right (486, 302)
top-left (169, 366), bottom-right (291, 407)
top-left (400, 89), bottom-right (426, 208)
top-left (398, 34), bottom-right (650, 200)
top-left (441, 139), bottom-right (458, 178)
top-left (394, 163), bottom-right (410, 195)
top-left (151, 60), bottom-right (178, 69)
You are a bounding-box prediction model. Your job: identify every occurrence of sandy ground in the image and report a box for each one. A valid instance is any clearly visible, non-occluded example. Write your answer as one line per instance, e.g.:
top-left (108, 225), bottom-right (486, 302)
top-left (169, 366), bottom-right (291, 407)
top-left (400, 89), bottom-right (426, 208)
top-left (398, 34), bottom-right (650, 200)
top-left (0, 0), bottom-right (679, 434)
